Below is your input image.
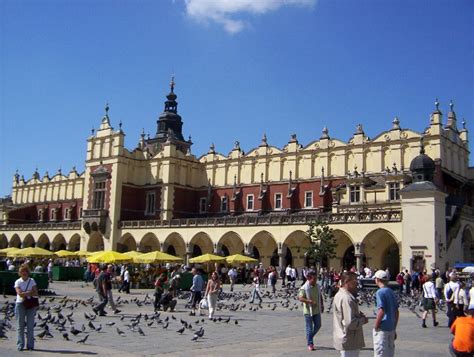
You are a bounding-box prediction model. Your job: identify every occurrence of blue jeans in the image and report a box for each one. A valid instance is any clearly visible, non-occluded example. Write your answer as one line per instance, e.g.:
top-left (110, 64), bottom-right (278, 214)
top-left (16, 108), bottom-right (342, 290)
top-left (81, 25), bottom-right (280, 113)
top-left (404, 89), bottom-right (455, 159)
top-left (15, 303), bottom-right (36, 350)
top-left (304, 313), bottom-right (321, 346)
top-left (250, 289), bottom-right (262, 303)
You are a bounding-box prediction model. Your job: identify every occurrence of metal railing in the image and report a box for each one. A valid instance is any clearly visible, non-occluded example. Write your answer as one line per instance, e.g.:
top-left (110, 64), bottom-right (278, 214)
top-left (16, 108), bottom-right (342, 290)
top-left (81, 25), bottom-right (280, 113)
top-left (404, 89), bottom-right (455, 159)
top-left (119, 210), bottom-right (402, 229)
top-left (0, 221), bottom-right (81, 231)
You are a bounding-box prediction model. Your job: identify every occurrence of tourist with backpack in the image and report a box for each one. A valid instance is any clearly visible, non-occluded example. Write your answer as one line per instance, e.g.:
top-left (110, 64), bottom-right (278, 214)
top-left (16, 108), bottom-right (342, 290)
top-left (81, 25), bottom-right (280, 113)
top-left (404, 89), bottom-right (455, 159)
top-left (444, 272), bottom-right (461, 328)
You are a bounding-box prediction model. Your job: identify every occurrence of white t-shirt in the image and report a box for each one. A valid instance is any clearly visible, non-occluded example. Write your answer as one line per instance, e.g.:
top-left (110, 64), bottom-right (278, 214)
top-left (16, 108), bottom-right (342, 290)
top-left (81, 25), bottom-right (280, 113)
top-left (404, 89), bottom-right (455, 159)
top-left (14, 277), bottom-right (37, 303)
top-left (444, 281), bottom-right (460, 304)
top-left (123, 270), bottom-right (130, 282)
top-left (422, 281), bottom-right (437, 299)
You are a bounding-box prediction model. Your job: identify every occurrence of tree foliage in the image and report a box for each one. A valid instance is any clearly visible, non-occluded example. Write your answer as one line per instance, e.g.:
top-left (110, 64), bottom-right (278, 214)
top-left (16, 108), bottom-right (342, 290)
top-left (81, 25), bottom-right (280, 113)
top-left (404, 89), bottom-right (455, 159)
top-left (305, 220), bottom-right (337, 268)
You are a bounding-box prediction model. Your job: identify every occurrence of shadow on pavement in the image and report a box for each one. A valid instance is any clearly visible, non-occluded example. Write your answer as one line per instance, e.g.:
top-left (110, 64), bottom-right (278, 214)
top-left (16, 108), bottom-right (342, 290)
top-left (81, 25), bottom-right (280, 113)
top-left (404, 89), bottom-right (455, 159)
top-left (32, 348), bottom-right (97, 355)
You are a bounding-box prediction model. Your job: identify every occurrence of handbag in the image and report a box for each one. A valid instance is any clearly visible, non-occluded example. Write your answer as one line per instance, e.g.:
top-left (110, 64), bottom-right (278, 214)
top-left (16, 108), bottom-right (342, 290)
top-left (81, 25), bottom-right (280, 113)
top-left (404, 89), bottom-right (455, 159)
top-left (199, 298), bottom-right (208, 309)
top-left (22, 279), bottom-right (39, 310)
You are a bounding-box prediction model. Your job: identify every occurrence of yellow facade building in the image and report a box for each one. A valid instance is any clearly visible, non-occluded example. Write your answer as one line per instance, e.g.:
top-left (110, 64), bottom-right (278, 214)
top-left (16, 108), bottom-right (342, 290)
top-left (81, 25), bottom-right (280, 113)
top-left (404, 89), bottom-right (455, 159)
top-left (1, 83), bottom-right (473, 276)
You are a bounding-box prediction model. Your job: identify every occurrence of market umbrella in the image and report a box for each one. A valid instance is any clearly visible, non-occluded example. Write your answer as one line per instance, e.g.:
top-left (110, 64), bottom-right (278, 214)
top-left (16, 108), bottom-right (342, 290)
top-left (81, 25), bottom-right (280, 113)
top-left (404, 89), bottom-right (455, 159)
top-left (462, 266), bottom-right (474, 273)
top-left (55, 250), bottom-right (76, 258)
top-left (10, 247), bottom-right (56, 258)
top-left (189, 253), bottom-right (226, 264)
top-left (73, 250), bottom-right (94, 257)
top-left (134, 250), bottom-right (182, 264)
top-left (122, 251), bottom-right (143, 259)
top-left (86, 251), bottom-right (132, 264)
top-left (0, 247), bottom-right (20, 256)
top-left (225, 254), bottom-right (258, 264)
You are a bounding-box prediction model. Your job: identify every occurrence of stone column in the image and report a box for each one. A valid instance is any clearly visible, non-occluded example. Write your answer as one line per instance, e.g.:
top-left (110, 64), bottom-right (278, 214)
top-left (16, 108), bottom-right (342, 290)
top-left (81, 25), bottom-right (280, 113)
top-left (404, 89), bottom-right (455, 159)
top-left (354, 243), bottom-right (363, 272)
top-left (186, 243), bottom-right (192, 266)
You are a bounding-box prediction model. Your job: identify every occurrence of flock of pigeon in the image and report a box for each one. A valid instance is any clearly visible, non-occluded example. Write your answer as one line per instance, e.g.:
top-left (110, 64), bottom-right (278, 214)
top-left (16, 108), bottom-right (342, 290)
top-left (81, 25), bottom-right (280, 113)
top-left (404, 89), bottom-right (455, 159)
top-left (0, 283), bottom-right (423, 351)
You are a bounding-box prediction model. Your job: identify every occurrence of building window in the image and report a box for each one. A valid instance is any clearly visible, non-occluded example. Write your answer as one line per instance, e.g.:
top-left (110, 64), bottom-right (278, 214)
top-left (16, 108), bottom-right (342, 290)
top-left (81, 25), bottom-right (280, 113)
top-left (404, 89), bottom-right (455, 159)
top-left (305, 191), bottom-right (313, 208)
top-left (64, 208), bottom-right (71, 220)
top-left (350, 185), bottom-right (361, 203)
top-left (145, 192), bottom-right (156, 215)
top-left (199, 197), bottom-right (207, 213)
top-left (220, 196), bottom-right (228, 212)
top-left (389, 182), bottom-right (400, 201)
top-left (246, 194), bottom-right (254, 211)
top-left (79, 208), bottom-right (83, 218)
top-left (274, 193), bottom-right (282, 210)
top-left (50, 209), bottom-right (56, 221)
top-left (92, 181), bottom-right (106, 209)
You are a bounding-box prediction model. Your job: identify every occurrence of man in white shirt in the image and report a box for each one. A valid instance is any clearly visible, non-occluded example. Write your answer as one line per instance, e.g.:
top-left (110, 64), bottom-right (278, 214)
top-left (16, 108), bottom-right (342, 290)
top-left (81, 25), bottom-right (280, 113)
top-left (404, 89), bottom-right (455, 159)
top-left (228, 267), bottom-right (237, 292)
top-left (421, 275), bottom-right (439, 328)
top-left (444, 272), bottom-right (461, 327)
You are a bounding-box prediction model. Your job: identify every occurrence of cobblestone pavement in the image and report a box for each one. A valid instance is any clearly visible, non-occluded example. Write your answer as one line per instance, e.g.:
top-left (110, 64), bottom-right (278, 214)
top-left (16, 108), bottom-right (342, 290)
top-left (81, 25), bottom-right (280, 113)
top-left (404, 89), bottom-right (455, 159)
top-left (0, 281), bottom-right (453, 356)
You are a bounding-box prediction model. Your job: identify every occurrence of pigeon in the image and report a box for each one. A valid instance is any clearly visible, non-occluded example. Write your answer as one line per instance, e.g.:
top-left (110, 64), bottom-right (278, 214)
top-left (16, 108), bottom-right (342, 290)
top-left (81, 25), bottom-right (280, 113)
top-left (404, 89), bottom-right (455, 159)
top-left (234, 320), bottom-right (238, 325)
top-left (88, 321), bottom-right (97, 331)
top-left (162, 322), bottom-right (169, 329)
top-left (176, 327), bottom-right (185, 334)
top-left (147, 321), bottom-right (154, 327)
top-left (116, 328), bottom-right (126, 336)
top-left (195, 327), bottom-right (204, 337)
top-left (62, 333), bottom-right (69, 341)
top-left (77, 334), bottom-right (89, 344)
top-left (36, 330), bottom-right (48, 339)
top-left (106, 322), bottom-right (116, 326)
top-left (70, 327), bottom-right (82, 336)
top-left (138, 327), bottom-right (145, 336)
top-left (191, 334), bottom-right (199, 342)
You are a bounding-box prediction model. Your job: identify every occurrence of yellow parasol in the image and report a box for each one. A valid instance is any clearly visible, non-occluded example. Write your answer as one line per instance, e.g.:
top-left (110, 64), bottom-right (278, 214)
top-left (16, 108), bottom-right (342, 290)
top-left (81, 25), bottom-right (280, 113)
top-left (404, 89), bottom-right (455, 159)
top-left (133, 250), bottom-right (182, 264)
top-left (73, 250), bottom-right (94, 257)
top-left (122, 251), bottom-right (143, 259)
top-left (225, 254), bottom-right (258, 264)
top-left (0, 247), bottom-right (20, 256)
top-left (87, 251), bottom-right (132, 264)
top-left (189, 253), bottom-right (226, 264)
top-left (10, 247), bottom-right (56, 258)
top-left (54, 250), bottom-right (77, 258)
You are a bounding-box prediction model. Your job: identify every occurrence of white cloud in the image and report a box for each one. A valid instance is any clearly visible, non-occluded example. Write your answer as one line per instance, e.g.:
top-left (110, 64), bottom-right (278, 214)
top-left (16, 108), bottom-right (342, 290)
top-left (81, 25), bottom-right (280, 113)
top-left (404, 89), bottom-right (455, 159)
top-left (184, 0), bottom-right (317, 34)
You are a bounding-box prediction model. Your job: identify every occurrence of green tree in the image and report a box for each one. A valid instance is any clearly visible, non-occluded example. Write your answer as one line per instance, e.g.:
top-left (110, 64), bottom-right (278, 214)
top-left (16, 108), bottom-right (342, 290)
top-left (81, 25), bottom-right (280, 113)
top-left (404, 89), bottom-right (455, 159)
top-left (305, 220), bottom-right (337, 271)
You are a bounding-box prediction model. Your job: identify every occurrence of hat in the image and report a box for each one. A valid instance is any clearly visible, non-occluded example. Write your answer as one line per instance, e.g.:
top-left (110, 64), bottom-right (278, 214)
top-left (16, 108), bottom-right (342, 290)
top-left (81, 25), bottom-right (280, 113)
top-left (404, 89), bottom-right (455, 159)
top-left (374, 270), bottom-right (388, 280)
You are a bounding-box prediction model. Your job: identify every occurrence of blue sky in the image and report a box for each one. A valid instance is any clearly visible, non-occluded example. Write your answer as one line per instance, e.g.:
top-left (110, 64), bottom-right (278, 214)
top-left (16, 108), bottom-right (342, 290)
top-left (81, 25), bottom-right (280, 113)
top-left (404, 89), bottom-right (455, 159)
top-left (0, 0), bottom-right (472, 197)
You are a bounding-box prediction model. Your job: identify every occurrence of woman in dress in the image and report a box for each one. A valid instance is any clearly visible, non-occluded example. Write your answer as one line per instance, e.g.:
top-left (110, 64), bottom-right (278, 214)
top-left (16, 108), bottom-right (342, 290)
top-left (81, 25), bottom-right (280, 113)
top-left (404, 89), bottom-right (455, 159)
top-left (14, 264), bottom-right (39, 351)
top-left (205, 271), bottom-right (221, 319)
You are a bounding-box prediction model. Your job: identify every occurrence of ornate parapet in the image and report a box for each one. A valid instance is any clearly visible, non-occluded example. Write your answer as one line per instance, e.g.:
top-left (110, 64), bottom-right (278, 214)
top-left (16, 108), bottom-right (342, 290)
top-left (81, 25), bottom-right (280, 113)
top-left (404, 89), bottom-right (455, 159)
top-left (82, 209), bottom-right (108, 235)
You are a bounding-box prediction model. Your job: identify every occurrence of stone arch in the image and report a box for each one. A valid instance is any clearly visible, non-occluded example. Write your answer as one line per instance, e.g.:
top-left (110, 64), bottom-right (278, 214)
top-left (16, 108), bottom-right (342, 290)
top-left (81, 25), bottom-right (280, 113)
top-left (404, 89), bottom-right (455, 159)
top-left (328, 229), bottom-right (355, 271)
top-left (117, 233), bottom-right (137, 253)
top-left (23, 234), bottom-right (35, 248)
top-left (0, 234), bottom-right (8, 249)
top-left (189, 232), bottom-right (213, 257)
top-left (462, 225), bottom-right (474, 262)
top-left (362, 228), bottom-right (399, 279)
top-left (218, 231), bottom-right (244, 256)
top-left (51, 234), bottom-right (67, 251)
top-left (283, 230), bottom-right (310, 268)
top-left (139, 233), bottom-right (160, 253)
top-left (37, 234), bottom-right (51, 250)
top-left (10, 234), bottom-right (21, 248)
top-left (163, 233), bottom-right (186, 258)
top-left (249, 230), bottom-right (278, 266)
top-left (87, 232), bottom-right (104, 252)
top-left (68, 234), bottom-right (81, 251)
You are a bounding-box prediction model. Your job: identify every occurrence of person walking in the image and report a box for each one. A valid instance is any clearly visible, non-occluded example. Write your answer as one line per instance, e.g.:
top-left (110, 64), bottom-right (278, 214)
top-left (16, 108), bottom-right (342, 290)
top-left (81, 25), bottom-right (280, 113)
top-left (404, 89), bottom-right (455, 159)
top-left (118, 265), bottom-right (130, 294)
top-left (93, 265), bottom-right (109, 316)
top-left (190, 268), bottom-right (204, 316)
top-left (373, 270), bottom-right (399, 357)
top-left (333, 271), bottom-right (368, 357)
top-left (250, 276), bottom-right (263, 304)
top-left (205, 271), bottom-right (220, 319)
top-left (14, 264), bottom-right (38, 351)
top-left (104, 265), bottom-right (121, 314)
top-left (298, 270), bottom-right (324, 351)
top-left (445, 272), bottom-right (461, 328)
top-left (421, 274), bottom-right (439, 328)
top-left (228, 267), bottom-right (237, 292)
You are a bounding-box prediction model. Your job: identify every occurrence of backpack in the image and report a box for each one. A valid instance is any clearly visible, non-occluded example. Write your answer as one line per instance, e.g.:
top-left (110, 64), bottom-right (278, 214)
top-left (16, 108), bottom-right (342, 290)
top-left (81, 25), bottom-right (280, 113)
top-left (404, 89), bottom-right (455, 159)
top-left (445, 285), bottom-right (453, 300)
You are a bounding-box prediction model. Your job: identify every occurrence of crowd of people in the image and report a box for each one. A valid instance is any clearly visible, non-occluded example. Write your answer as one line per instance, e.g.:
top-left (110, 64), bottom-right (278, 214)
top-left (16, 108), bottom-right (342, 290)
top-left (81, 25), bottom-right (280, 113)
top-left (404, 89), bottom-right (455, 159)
top-left (4, 255), bottom-right (474, 356)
